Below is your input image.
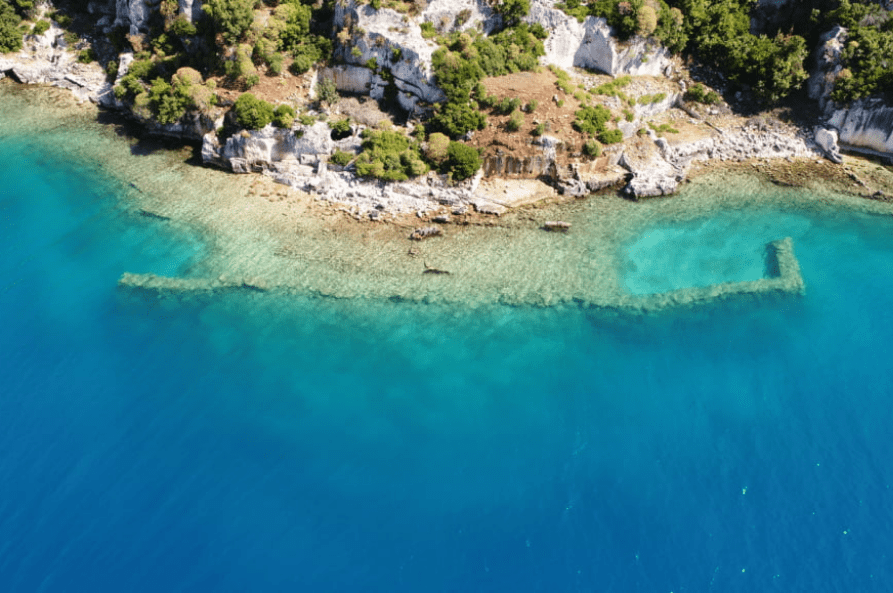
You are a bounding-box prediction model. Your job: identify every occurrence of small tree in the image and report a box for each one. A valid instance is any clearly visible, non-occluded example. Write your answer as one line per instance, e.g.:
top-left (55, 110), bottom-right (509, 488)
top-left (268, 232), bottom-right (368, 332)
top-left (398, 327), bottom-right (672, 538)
top-left (273, 104), bottom-right (295, 128)
top-left (446, 141), bottom-right (482, 181)
top-left (316, 76), bottom-right (338, 105)
top-left (234, 93), bottom-right (274, 130)
top-left (203, 0), bottom-right (255, 44)
top-left (425, 132), bottom-right (450, 165)
top-left (0, 2), bottom-right (22, 53)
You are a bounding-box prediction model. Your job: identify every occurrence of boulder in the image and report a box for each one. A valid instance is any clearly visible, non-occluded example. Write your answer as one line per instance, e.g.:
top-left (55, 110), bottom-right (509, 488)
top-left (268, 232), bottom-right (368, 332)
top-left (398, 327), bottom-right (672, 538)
top-left (815, 127), bottom-right (843, 163)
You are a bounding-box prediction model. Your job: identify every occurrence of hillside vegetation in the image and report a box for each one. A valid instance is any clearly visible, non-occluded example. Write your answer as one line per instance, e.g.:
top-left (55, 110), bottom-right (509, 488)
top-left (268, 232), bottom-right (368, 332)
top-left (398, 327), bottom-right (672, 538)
top-left (6, 0), bottom-right (893, 183)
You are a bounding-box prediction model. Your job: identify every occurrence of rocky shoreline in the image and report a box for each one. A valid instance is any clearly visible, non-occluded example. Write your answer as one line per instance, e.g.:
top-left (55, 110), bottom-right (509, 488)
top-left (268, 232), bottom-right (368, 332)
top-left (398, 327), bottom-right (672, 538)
top-left (2, 0), bottom-right (892, 224)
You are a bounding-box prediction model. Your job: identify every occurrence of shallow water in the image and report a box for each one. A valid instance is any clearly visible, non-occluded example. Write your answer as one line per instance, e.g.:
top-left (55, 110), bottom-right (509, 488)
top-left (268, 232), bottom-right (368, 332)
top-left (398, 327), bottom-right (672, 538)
top-left (2, 83), bottom-right (893, 592)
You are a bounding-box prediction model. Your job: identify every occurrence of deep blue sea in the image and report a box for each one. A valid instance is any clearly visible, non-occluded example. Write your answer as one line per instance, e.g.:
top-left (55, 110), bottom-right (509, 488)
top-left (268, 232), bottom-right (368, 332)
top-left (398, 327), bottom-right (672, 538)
top-left (2, 90), bottom-right (893, 592)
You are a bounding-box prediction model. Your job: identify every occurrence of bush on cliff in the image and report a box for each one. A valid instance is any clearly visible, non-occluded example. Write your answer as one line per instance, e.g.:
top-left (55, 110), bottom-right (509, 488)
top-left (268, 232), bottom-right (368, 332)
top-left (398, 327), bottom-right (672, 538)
top-left (573, 105), bottom-right (612, 135)
top-left (0, 2), bottom-right (23, 53)
top-left (445, 141), bottom-right (482, 181)
top-left (234, 92), bottom-right (274, 130)
top-left (429, 23), bottom-right (546, 138)
top-left (826, 1), bottom-right (893, 103)
top-left (203, 0), bottom-right (255, 44)
top-left (355, 129), bottom-right (428, 181)
top-left (273, 104), bottom-right (295, 128)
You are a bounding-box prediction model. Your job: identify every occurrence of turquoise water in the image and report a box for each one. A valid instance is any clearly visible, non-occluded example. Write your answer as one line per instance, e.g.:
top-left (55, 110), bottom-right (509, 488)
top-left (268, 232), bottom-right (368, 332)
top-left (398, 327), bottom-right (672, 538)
top-left (2, 87), bottom-right (893, 591)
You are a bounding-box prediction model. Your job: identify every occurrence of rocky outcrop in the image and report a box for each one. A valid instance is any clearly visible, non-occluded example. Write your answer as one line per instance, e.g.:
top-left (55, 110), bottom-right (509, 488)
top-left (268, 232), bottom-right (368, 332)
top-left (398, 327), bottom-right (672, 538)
top-left (527, 0), bottom-right (672, 76)
top-left (808, 26), bottom-right (846, 113)
top-left (828, 99), bottom-right (893, 157)
top-left (201, 123), bottom-right (486, 215)
top-left (815, 127), bottom-right (843, 163)
top-left (331, 0), bottom-right (674, 112)
top-left (620, 135), bottom-right (683, 197)
top-left (0, 25), bottom-right (111, 104)
top-left (619, 122), bottom-right (817, 198)
top-left (205, 122), bottom-right (336, 173)
top-left (333, 0), bottom-right (448, 113)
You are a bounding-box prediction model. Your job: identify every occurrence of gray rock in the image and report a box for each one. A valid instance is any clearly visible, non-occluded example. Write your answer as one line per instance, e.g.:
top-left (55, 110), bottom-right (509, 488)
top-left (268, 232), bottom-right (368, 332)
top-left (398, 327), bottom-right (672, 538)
top-left (815, 127), bottom-right (843, 164)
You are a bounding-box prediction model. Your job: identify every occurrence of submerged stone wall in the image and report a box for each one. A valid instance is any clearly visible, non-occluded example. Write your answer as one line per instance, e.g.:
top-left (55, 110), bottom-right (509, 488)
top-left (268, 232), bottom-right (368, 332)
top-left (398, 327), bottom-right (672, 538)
top-left (616, 237), bottom-right (805, 313)
top-left (119, 238), bottom-right (806, 311)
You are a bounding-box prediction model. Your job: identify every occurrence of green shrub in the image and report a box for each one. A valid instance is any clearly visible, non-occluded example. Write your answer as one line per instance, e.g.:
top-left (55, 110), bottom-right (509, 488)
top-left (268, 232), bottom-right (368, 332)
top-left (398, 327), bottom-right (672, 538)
top-left (128, 59), bottom-right (154, 80)
top-left (533, 122), bottom-right (545, 136)
top-left (648, 122), bottom-right (679, 135)
top-left (298, 113), bottom-right (316, 126)
top-left (525, 99), bottom-right (539, 113)
top-left (583, 139), bottom-right (601, 157)
top-left (106, 60), bottom-right (119, 79)
top-left (595, 75), bottom-right (631, 97)
top-left (496, 96), bottom-right (522, 115)
top-left (355, 129), bottom-right (428, 181)
top-left (505, 109), bottom-right (524, 132)
top-left (330, 117), bottom-right (351, 139)
top-left (0, 1), bottom-right (21, 50)
top-left (290, 54), bottom-right (313, 74)
top-left (170, 15), bottom-right (197, 37)
top-left (267, 53), bottom-right (284, 75)
top-left (330, 150), bottom-right (354, 166)
top-left (425, 132), bottom-right (450, 164)
top-left (685, 83), bottom-right (720, 105)
top-left (420, 21), bottom-right (436, 39)
top-left (203, 0), bottom-right (254, 43)
top-left (494, 0), bottom-right (530, 27)
top-left (623, 109), bottom-right (634, 122)
top-left (273, 104), bottom-right (295, 128)
top-left (573, 104), bottom-right (611, 135)
top-left (234, 92), bottom-right (274, 130)
top-left (637, 92), bottom-right (667, 104)
top-left (77, 48), bottom-right (96, 64)
top-left (278, 2), bottom-right (312, 51)
top-left (445, 141), bottom-right (481, 181)
top-left (316, 76), bottom-right (338, 105)
top-left (32, 20), bottom-right (50, 35)
top-left (431, 100), bottom-right (487, 138)
top-left (597, 129), bottom-right (624, 144)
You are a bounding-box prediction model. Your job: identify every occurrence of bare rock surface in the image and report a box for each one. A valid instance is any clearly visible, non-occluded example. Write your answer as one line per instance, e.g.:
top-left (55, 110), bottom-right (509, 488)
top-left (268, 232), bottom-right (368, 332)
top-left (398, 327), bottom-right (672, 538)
top-left (829, 100), bottom-right (893, 157)
top-left (0, 26), bottom-right (111, 105)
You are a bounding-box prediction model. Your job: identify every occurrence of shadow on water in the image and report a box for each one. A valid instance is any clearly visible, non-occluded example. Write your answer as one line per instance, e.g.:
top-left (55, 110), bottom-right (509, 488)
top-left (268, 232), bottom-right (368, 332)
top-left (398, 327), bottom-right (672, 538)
top-left (94, 109), bottom-right (202, 161)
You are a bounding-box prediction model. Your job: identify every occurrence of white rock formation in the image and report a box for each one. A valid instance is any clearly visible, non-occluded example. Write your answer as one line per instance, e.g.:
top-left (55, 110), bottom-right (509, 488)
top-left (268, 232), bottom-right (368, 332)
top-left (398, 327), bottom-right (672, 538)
top-left (333, 1), bottom-right (447, 112)
top-left (527, 0), bottom-right (671, 76)
top-left (620, 123), bottom-right (818, 198)
top-left (828, 100), bottom-right (893, 156)
top-left (808, 26), bottom-right (846, 113)
top-left (0, 25), bottom-right (111, 104)
top-left (814, 127), bottom-right (843, 163)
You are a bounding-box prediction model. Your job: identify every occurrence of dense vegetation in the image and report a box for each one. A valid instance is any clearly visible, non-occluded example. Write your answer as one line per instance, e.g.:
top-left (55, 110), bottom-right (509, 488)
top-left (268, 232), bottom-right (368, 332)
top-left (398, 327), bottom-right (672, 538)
top-left (355, 128), bottom-right (428, 181)
top-left (556, 0), bottom-right (809, 103)
top-left (430, 22), bottom-right (548, 138)
top-left (0, 1), bottom-right (23, 53)
top-left (826, 0), bottom-right (893, 103)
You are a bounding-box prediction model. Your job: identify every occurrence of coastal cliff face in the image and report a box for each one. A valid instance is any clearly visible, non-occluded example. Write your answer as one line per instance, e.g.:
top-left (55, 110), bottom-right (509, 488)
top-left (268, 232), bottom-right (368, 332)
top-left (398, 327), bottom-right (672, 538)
top-left (330, 0), bottom-right (674, 110)
top-left (0, 23), bottom-right (110, 104)
top-left (527, 0), bottom-right (672, 77)
top-left (85, 0), bottom-right (202, 35)
top-left (829, 100), bottom-right (893, 156)
top-left (808, 23), bottom-right (893, 161)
